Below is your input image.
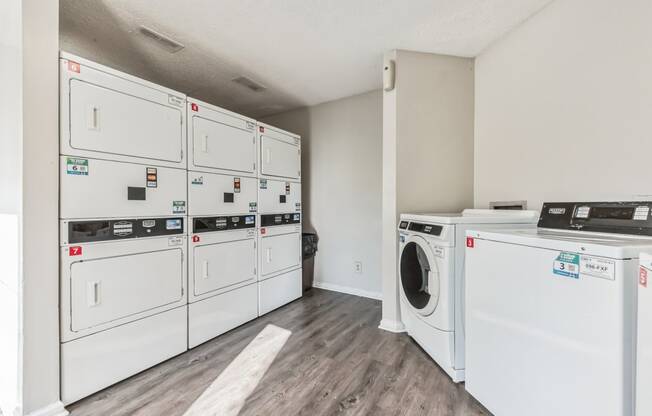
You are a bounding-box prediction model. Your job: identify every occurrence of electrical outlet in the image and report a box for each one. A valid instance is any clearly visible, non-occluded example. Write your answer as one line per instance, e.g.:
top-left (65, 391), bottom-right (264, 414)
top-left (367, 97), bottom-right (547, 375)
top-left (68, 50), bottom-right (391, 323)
top-left (354, 261), bottom-right (362, 274)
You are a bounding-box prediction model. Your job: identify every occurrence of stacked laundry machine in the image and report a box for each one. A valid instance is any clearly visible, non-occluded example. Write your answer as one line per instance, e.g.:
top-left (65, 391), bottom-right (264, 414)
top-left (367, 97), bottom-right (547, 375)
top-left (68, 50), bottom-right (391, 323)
top-left (256, 123), bottom-right (303, 315)
top-left (186, 99), bottom-right (259, 348)
top-left (59, 53), bottom-right (189, 403)
top-left (58, 52), bottom-right (302, 404)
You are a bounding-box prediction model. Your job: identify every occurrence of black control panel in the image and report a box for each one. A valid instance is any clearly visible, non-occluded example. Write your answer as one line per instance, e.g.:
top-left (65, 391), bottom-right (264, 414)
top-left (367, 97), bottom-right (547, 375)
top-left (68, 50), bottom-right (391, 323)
top-left (261, 213), bottom-right (301, 227)
top-left (407, 222), bottom-right (443, 236)
top-left (399, 221), bottom-right (409, 230)
top-left (193, 215), bottom-right (256, 233)
top-left (538, 201), bottom-right (652, 235)
top-left (68, 217), bottom-right (184, 243)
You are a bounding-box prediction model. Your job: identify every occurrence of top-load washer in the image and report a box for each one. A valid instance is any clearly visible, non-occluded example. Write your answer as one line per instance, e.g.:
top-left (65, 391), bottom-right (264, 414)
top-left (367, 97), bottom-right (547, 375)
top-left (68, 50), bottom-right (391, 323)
top-left (638, 252), bottom-right (652, 416)
top-left (60, 52), bottom-right (186, 168)
top-left (398, 209), bottom-right (539, 382)
top-left (465, 201), bottom-right (652, 416)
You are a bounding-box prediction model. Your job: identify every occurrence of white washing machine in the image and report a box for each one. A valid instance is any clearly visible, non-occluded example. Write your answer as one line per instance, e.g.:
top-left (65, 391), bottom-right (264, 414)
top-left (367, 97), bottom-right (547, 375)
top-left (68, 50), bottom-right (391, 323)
top-left (638, 252), bottom-right (652, 416)
top-left (465, 201), bottom-right (652, 416)
top-left (188, 215), bottom-right (259, 348)
top-left (59, 217), bottom-right (188, 404)
top-left (397, 209), bottom-right (538, 382)
top-left (258, 213), bottom-right (302, 315)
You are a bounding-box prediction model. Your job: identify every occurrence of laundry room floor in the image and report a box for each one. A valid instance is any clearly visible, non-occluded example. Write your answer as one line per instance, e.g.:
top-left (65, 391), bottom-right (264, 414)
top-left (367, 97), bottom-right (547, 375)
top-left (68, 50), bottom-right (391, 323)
top-left (67, 289), bottom-right (488, 416)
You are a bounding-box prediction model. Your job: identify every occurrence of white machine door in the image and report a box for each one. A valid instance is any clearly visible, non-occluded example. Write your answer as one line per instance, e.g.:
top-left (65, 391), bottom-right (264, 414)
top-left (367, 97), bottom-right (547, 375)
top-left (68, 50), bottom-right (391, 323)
top-left (260, 135), bottom-right (300, 180)
top-left (260, 231), bottom-right (301, 277)
top-left (60, 157), bottom-right (187, 219)
top-left (188, 173), bottom-right (257, 216)
top-left (192, 116), bottom-right (256, 174)
top-left (193, 237), bottom-right (256, 296)
top-left (68, 79), bottom-right (183, 163)
top-left (69, 248), bottom-right (184, 332)
top-left (258, 179), bottom-right (301, 214)
top-left (400, 236), bottom-right (441, 318)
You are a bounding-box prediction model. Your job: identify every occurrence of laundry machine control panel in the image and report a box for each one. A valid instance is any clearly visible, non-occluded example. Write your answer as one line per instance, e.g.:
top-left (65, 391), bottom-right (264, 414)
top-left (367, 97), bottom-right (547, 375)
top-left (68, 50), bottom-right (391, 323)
top-left (65, 217), bottom-right (185, 244)
top-left (539, 201), bottom-right (652, 235)
top-left (192, 215), bottom-right (256, 233)
top-left (407, 222), bottom-right (444, 236)
top-left (261, 213), bottom-right (301, 227)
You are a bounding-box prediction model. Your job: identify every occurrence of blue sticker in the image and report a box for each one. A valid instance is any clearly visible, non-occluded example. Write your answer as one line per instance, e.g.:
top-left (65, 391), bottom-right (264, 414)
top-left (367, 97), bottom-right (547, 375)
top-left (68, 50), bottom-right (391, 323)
top-left (553, 252), bottom-right (580, 279)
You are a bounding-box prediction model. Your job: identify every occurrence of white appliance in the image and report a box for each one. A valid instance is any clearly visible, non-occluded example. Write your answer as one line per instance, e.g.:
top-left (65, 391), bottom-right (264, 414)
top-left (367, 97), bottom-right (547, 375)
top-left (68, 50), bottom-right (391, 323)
top-left (397, 209), bottom-right (539, 382)
top-left (258, 213), bottom-right (302, 315)
top-left (60, 52), bottom-right (186, 168)
top-left (188, 215), bottom-right (259, 348)
top-left (257, 122), bottom-right (301, 181)
top-left (187, 98), bottom-right (257, 176)
top-left (59, 217), bottom-right (188, 404)
top-left (258, 178), bottom-right (301, 215)
top-left (638, 252), bottom-right (652, 416)
top-left (465, 201), bottom-right (652, 416)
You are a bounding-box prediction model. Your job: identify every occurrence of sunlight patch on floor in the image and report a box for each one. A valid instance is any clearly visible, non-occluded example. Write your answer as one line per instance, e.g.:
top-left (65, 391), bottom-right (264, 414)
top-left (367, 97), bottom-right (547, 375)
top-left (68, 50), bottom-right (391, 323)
top-left (183, 324), bottom-right (292, 416)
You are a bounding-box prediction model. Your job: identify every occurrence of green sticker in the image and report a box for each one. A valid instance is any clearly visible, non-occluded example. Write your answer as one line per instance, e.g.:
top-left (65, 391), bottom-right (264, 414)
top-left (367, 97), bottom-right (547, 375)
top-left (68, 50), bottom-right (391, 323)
top-left (172, 201), bottom-right (186, 214)
top-left (66, 158), bottom-right (88, 175)
top-left (553, 252), bottom-right (580, 279)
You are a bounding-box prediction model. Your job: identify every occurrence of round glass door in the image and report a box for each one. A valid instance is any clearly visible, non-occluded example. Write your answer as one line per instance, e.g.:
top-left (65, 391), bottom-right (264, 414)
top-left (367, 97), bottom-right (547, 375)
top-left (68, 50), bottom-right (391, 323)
top-left (400, 237), bottom-right (440, 316)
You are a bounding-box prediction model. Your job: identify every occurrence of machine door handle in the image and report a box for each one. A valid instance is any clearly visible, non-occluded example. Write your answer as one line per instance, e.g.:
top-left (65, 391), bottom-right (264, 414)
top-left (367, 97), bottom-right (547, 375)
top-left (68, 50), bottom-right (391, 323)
top-left (87, 281), bottom-right (101, 307)
top-left (265, 148), bottom-right (271, 164)
top-left (87, 105), bottom-right (100, 130)
top-left (266, 248), bottom-right (272, 263)
top-left (202, 134), bottom-right (209, 153)
top-left (202, 260), bottom-right (209, 279)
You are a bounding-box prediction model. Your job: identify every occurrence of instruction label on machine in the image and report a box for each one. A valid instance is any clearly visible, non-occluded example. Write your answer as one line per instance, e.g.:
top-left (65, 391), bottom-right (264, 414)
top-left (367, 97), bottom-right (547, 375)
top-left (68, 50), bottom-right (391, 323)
top-left (579, 256), bottom-right (615, 280)
top-left (172, 201), bottom-right (186, 214)
top-left (553, 252), bottom-right (580, 279)
top-left (259, 179), bottom-right (267, 189)
top-left (66, 158), bottom-right (89, 175)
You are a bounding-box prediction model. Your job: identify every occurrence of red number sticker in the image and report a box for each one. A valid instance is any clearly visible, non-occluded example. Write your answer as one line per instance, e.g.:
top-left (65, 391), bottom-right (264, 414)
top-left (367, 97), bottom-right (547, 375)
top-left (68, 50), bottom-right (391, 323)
top-left (259, 126), bottom-right (265, 133)
top-left (191, 103), bottom-right (199, 112)
top-left (192, 235), bottom-right (200, 243)
top-left (69, 246), bottom-right (82, 256)
top-left (260, 228), bottom-right (266, 235)
top-left (67, 61), bottom-right (81, 73)
top-left (641, 267), bottom-right (648, 288)
top-left (466, 237), bottom-right (475, 248)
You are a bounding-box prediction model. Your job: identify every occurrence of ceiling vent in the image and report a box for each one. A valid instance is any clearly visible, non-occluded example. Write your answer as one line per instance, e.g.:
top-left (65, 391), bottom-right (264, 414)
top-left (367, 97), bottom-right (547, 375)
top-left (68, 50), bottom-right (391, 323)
top-left (232, 76), bottom-right (267, 93)
top-left (139, 25), bottom-right (185, 53)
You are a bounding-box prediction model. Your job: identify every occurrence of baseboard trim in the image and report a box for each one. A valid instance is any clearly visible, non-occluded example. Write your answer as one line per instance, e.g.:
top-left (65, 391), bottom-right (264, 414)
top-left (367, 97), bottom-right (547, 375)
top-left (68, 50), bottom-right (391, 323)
top-left (378, 318), bottom-right (406, 333)
top-left (26, 401), bottom-right (69, 416)
top-left (312, 281), bottom-right (382, 300)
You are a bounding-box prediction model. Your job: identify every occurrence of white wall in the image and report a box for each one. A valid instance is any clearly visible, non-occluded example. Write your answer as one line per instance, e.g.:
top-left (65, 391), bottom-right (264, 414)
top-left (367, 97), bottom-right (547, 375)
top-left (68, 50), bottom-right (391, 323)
top-left (381, 50), bottom-right (474, 331)
top-left (475, 0), bottom-right (652, 210)
top-left (262, 90), bottom-right (383, 299)
top-left (1, 1), bottom-right (62, 415)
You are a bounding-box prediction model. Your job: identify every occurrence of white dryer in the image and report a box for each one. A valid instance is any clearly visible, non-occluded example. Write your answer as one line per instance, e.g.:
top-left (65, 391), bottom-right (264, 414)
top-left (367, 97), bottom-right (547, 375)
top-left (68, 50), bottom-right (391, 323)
top-left (59, 217), bottom-right (188, 404)
top-left (258, 213), bottom-right (302, 315)
top-left (188, 215), bottom-right (259, 348)
top-left (638, 252), bottom-right (652, 416)
top-left (398, 209), bottom-right (538, 382)
top-left (465, 202), bottom-right (652, 416)
top-left (257, 122), bottom-right (301, 182)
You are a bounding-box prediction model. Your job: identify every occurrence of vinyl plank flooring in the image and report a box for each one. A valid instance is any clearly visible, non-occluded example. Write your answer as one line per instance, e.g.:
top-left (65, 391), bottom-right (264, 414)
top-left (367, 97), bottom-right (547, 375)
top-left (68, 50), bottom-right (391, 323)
top-left (68, 289), bottom-right (488, 416)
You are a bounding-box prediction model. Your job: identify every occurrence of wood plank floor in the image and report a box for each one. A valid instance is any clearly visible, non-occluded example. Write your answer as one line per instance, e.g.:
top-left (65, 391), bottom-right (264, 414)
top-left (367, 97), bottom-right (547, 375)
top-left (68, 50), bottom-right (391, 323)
top-left (68, 289), bottom-right (489, 416)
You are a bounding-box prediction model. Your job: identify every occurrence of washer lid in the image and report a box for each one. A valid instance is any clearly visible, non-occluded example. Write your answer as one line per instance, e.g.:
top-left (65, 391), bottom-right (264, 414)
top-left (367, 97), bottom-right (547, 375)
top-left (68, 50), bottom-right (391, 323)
top-left (400, 209), bottom-right (539, 225)
top-left (467, 228), bottom-right (652, 259)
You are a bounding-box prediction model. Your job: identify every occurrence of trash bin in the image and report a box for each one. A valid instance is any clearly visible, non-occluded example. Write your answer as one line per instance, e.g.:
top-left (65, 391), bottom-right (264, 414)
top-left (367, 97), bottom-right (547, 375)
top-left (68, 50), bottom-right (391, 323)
top-left (302, 233), bottom-right (319, 291)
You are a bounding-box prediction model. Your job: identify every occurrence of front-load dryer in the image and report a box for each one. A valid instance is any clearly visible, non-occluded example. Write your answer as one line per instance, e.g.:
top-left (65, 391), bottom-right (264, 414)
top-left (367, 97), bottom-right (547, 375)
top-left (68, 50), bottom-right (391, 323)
top-left (398, 209), bottom-right (539, 382)
top-left (188, 215), bottom-right (259, 348)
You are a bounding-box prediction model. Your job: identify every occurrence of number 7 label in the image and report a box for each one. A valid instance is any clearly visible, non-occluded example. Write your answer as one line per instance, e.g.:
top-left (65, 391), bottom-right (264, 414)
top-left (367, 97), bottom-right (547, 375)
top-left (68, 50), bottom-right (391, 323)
top-left (69, 246), bottom-right (82, 256)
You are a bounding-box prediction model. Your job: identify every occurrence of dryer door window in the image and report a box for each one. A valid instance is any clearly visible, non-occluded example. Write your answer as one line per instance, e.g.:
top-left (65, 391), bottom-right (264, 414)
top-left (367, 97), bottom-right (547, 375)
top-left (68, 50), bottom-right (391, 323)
top-left (400, 239), bottom-right (440, 316)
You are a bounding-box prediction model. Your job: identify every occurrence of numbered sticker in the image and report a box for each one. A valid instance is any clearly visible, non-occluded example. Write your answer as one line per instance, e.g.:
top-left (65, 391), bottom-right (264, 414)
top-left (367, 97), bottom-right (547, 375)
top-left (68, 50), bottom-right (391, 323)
top-left (553, 252), bottom-right (580, 279)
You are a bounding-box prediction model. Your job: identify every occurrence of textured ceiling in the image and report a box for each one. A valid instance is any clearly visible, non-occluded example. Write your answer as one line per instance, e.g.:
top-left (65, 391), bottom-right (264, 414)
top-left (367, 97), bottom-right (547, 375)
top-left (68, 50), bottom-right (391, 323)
top-left (60, 0), bottom-right (552, 118)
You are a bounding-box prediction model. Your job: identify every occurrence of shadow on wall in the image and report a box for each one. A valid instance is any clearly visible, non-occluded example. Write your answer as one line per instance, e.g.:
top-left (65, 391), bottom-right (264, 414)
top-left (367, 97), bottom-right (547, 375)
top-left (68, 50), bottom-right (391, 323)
top-left (261, 109), bottom-right (315, 234)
